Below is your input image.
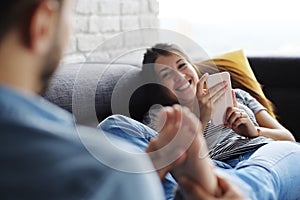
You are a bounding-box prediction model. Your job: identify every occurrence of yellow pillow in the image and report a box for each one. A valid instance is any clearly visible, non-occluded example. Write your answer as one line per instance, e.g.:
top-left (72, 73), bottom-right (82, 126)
top-left (195, 49), bottom-right (276, 119)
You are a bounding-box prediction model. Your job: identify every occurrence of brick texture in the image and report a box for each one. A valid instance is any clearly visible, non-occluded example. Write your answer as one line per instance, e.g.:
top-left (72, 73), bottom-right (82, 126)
top-left (62, 0), bottom-right (159, 64)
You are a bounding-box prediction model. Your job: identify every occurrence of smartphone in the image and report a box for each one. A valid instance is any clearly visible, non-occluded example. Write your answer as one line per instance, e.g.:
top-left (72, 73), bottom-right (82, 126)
top-left (206, 72), bottom-right (233, 126)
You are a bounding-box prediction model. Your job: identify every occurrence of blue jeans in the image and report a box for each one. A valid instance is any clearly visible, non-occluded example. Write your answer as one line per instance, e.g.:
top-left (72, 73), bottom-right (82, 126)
top-left (213, 149), bottom-right (257, 169)
top-left (99, 115), bottom-right (300, 200)
top-left (219, 141), bottom-right (300, 199)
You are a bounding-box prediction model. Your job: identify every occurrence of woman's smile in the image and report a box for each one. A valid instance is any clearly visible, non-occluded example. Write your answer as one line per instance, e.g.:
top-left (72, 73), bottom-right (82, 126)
top-left (154, 54), bottom-right (199, 104)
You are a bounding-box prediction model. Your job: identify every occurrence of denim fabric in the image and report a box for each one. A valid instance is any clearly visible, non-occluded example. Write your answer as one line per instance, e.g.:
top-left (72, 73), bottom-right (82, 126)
top-left (99, 115), bottom-right (178, 200)
top-left (0, 86), bottom-right (164, 200)
top-left (212, 160), bottom-right (233, 169)
top-left (224, 149), bottom-right (257, 168)
top-left (213, 149), bottom-right (257, 169)
top-left (217, 141), bottom-right (300, 200)
top-left (101, 115), bottom-right (300, 200)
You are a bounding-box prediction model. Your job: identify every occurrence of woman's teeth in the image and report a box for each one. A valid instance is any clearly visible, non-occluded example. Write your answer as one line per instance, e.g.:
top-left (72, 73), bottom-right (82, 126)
top-left (177, 82), bottom-right (190, 91)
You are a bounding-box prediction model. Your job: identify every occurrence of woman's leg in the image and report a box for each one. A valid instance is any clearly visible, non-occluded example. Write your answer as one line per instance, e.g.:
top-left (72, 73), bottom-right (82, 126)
top-left (218, 141), bottom-right (300, 199)
top-left (223, 149), bottom-right (257, 168)
top-left (99, 112), bottom-right (300, 199)
top-left (212, 159), bottom-right (233, 169)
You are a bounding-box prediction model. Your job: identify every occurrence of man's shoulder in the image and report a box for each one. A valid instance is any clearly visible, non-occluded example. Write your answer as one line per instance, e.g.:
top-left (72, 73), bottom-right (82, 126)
top-left (0, 121), bottom-right (163, 200)
top-left (0, 122), bottom-right (109, 199)
top-left (0, 122), bottom-right (101, 165)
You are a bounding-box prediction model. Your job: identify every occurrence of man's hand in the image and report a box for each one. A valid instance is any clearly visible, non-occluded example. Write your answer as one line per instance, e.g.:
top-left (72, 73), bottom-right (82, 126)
top-left (177, 174), bottom-right (245, 200)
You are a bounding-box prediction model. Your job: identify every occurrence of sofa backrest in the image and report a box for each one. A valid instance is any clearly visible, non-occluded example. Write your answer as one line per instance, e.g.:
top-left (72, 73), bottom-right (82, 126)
top-left (248, 57), bottom-right (300, 141)
top-left (44, 62), bottom-right (141, 127)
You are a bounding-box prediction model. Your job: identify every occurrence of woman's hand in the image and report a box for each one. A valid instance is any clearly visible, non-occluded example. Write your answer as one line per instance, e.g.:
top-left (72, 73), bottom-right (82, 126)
top-left (225, 91), bottom-right (258, 138)
top-left (196, 73), bottom-right (228, 125)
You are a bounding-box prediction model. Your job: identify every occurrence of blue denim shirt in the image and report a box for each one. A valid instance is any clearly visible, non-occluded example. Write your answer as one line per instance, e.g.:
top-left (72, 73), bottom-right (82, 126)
top-left (0, 86), bottom-right (164, 200)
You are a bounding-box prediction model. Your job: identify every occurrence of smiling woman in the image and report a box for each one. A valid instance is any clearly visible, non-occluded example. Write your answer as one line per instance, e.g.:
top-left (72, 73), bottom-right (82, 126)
top-left (134, 42), bottom-right (295, 164)
top-left (154, 54), bottom-right (200, 106)
top-left (158, 0), bottom-right (300, 56)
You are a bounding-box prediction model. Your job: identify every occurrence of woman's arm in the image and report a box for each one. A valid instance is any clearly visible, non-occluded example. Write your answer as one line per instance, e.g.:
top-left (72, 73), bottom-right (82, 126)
top-left (255, 110), bottom-right (295, 141)
top-left (226, 89), bottom-right (295, 141)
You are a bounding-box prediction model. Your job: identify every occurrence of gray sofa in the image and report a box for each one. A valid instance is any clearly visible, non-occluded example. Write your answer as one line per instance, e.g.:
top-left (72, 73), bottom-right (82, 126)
top-left (44, 57), bottom-right (300, 141)
top-left (44, 62), bottom-right (141, 126)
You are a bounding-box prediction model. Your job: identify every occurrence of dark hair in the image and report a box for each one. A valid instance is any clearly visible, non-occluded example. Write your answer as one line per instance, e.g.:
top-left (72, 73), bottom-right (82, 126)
top-left (142, 43), bottom-right (201, 78)
top-left (0, 1), bottom-right (63, 46)
top-left (129, 83), bottom-right (178, 123)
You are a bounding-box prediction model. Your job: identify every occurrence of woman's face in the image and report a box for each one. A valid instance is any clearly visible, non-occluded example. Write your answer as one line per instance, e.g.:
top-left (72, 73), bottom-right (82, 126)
top-left (154, 54), bottom-right (199, 105)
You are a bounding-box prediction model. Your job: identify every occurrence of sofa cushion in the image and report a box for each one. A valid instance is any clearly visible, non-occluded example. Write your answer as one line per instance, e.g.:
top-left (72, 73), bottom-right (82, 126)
top-left (44, 62), bottom-right (140, 126)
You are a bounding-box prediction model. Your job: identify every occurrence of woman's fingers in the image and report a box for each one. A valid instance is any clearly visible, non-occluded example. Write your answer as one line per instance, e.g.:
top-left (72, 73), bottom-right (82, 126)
top-left (231, 117), bottom-right (246, 129)
top-left (197, 73), bottom-right (209, 97)
top-left (197, 79), bottom-right (228, 124)
top-left (227, 110), bottom-right (241, 125)
top-left (225, 108), bottom-right (248, 128)
top-left (232, 89), bottom-right (238, 107)
top-left (208, 81), bottom-right (228, 104)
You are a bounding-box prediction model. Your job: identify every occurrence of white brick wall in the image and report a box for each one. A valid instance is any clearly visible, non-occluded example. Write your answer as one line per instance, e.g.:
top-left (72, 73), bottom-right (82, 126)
top-left (62, 0), bottom-right (159, 64)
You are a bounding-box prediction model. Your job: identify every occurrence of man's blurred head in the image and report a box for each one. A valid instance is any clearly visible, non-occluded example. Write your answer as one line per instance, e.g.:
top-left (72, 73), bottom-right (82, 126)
top-left (0, 0), bottom-right (73, 94)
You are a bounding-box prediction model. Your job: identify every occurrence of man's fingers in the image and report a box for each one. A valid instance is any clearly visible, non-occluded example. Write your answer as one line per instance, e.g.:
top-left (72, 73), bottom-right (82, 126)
top-left (178, 176), bottom-right (214, 200)
top-left (216, 175), bottom-right (245, 199)
top-left (217, 175), bottom-right (230, 192)
top-left (156, 150), bottom-right (187, 180)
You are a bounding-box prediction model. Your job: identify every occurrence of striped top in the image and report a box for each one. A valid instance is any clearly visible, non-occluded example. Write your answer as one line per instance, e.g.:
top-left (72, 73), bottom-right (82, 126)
top-left (143, 89), bottom-right (273, 161)
top-left (205, 89), bottom-right (272, 161)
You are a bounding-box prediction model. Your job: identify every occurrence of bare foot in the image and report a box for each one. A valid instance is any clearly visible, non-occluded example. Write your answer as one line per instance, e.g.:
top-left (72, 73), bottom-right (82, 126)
top-left (147, 105), bottom-right (219, 196)
top-left (146, 105), bottom-right (188, 180)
